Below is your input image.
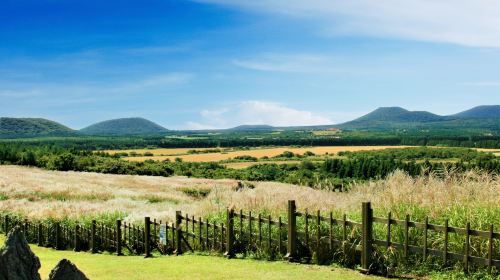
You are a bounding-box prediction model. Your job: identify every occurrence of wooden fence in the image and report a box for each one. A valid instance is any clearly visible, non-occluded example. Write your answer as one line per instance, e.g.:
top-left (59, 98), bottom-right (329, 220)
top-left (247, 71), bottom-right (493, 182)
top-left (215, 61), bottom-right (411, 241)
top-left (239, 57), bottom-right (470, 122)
top-left (1, 201), bottom-right (499, 275)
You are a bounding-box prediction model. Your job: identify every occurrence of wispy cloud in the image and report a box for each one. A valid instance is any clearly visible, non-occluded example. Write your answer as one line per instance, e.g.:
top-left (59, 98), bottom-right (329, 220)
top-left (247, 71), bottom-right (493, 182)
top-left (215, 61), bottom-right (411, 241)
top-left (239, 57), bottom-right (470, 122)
top-left (196, 0), bottom-right (500, 48)
top-left (110, 72), bottom-right (195, 93)
top-left (186, 100), bottom-right (332, 129)
top-left (233, 54), bottom-right (338, 73)
top-left (0, 72), bottom-right (195, 111)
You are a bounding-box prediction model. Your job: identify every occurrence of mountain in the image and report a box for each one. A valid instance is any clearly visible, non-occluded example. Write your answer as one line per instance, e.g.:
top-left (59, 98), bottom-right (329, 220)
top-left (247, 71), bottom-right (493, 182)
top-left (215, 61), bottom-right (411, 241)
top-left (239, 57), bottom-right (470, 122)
top-left (452, 105), bottom-right (500, 119)
top-left (80, 117), bottom-right (168, 136)
top-left (227, 125), bottom-right (276, 132)
top-left (337, 107), bottom-right (447, 130)
top-left (335, 105), bottom-right (500, 131)
top-left (0, 118), bottom-right (75, 138)
top-left (353, 107), bottom-right (444, 122)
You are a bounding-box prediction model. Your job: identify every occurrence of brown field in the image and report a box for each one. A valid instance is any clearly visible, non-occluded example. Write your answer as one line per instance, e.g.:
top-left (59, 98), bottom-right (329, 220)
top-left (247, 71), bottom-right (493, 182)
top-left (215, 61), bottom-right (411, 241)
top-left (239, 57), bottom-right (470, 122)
top-left (121, 145), bottom-right (412, 162)
top-left (476, 148), bottom-right (500, 156)
top-left (224, 161), bottom-right (302, 169)
top-left (0, 165), bottom-right (498, 226)
top-left (103, 147), bottom-right (221, 156)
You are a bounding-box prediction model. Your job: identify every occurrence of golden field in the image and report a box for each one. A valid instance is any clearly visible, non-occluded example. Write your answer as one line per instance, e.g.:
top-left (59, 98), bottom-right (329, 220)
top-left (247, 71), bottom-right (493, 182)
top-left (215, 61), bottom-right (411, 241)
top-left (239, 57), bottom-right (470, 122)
top-left (0, 165), bottom-right (498, 227)
top-left (120, 145), bottom-right (412, 162)
top-left (476, 148), bottom-right (500, 156)
top-left (103, 147), bottom-right (220, 156)
top-left (223, 160), bottom-right (302, 169)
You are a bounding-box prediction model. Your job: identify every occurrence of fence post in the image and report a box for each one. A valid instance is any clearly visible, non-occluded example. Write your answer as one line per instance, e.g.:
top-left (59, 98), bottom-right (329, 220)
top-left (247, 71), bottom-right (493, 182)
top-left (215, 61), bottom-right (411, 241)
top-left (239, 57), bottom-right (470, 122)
top-left (144, 217), bottom-right (152, 258)
top-left (224, 208), bottom-right (235, 258)
top-left (116, 220), bottom-right (123, 256)
top-left (55, 223), bottom-right (61, 250)
top-left (174, 211), bottom-right (183, 255)
top-left (361, 202), bottom-right (373, 273)
top-left (74, 224), bottom-right (80, 252)
top-left (284, 200), bottom-right (298, 262)
top-left (37, 223), bottom-right (43, 246)
top-left (4, 215), bottom-right (9, 234)
top-left (91, 220), bottom-right (97, 253)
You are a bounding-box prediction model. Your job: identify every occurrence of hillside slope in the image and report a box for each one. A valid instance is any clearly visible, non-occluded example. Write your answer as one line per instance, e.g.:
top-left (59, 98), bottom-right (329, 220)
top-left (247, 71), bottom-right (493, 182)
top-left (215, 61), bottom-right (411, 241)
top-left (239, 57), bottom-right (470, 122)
top-left (336, 105), bottom-right (499, 131)
top-left (452, 105), bottom-right (500, 119)
top-left (0, 117), bottom-right (75, 138)
top-left (80, 117), bottom-right (168, 136)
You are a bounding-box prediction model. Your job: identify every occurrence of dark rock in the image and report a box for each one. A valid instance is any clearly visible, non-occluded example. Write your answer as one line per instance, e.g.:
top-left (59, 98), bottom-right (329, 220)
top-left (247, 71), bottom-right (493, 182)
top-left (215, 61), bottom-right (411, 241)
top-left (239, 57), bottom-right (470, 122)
top-left (0, 226), bottom-right (41, 280)
top-left (48, 259), bottom-right (89, 280)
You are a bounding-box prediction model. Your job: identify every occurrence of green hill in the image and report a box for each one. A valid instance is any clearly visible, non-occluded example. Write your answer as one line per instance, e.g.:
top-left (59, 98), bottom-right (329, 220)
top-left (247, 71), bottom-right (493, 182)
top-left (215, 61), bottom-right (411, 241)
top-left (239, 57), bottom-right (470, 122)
top-left (227, 125), bottom-right (276, 132)
top-left (336, 105), bottom-right (499, 131)
top-left (0, 118), bottom-right (75, 138)
top-left (80, 117), bottom-right (168, 136)
top-left (452, 105), bottom-right (500, 119)
top-left (336, 107), bottom-right (446, 130)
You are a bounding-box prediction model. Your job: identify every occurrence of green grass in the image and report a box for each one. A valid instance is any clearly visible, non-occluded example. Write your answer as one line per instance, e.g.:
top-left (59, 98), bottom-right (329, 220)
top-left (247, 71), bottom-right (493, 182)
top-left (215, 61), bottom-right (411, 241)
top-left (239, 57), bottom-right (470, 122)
top-left (0, 235), bottom-right (379, 280)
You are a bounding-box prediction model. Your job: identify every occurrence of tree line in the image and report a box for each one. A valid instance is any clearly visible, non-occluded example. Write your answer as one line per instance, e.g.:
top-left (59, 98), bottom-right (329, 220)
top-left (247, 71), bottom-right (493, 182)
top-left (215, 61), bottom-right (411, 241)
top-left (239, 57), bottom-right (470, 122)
top-left (1, 144), bottom-right (498, 191)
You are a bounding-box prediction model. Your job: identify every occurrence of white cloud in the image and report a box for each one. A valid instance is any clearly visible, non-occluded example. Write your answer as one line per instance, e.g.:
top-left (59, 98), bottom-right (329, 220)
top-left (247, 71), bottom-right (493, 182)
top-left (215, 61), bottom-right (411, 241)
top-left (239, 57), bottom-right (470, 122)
top-left (186, 100), bottom-right (332, 129)
top-left (196, 0), bottom-right (500, 48)
top-left (233, 54), bottom-right (334, 73)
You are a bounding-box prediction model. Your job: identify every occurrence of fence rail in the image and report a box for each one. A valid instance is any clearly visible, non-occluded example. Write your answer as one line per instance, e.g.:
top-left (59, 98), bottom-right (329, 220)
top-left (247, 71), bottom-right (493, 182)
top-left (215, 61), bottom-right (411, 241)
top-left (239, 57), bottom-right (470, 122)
top-left (1, 201), bottom-right (499, 275)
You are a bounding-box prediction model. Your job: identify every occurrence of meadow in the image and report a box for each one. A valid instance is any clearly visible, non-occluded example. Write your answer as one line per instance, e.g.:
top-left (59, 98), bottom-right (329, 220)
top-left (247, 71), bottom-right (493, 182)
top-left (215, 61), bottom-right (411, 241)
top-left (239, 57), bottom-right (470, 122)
top-left (1, 165), bottom-right (498, 229)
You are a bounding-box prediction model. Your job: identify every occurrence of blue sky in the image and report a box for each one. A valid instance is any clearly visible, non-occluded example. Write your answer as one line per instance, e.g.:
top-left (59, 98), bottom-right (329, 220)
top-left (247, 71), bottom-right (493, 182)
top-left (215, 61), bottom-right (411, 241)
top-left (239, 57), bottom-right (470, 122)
top-left (1, 0), bottom-right (499, 129)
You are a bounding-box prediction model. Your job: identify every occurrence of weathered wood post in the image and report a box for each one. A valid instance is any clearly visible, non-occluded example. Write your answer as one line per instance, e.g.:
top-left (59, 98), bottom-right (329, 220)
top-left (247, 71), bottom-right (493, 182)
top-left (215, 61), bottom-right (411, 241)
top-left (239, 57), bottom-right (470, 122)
top-left (284, 200), bottom-right (298, 262)
top-left (361, 202), bottom-right (373, 273)
top-left (116, 220), bottom-right (123, 256)
top-left (23, 219), bottom-right (28, 236)
top-left (74, 224), bottom-right (80, 252)
top-left (464, 222), bottom-right (470, 273)
top-left (91, 220), bottom-right (97, 253)
top-left (174, 211), bottom-right (183, 255)
top-left (37, 223), bottom-right (43, 246)
top-left (55, 222), bottom-right (62, 250)
top-left (144, 217), bottom-right (152, 258)
top-left (224, 208), bottom-right (235, 258)
top-left (4, 215), bottom-right (9, 234)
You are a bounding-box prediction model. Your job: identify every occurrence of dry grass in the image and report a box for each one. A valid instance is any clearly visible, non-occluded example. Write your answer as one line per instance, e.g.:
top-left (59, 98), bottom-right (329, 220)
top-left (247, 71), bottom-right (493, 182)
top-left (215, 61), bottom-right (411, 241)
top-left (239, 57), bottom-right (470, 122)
top-left (122, 146), bottom-right (411, 162)
top-left (223, 161), bottom-right (302, 169)
top-left (103, 148), bottom-right (217, 156)
top-left (1, 165), bottom-right (499, 228)
top-left (475, 148), bottom-right (500, 157)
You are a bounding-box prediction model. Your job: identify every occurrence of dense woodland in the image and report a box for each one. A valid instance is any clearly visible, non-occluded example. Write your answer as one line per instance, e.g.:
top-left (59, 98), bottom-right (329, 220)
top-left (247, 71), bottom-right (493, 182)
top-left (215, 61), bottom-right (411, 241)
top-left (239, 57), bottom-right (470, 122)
top-left (1, 143), bottom-right (498, 190)
top-left (1, 130), bottom-right (500, 150)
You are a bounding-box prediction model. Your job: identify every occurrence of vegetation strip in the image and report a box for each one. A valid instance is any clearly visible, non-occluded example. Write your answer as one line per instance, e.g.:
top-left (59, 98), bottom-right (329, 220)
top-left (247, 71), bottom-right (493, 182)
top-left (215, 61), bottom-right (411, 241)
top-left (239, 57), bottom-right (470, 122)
top-left (1, 200), bottom-right (499, 278)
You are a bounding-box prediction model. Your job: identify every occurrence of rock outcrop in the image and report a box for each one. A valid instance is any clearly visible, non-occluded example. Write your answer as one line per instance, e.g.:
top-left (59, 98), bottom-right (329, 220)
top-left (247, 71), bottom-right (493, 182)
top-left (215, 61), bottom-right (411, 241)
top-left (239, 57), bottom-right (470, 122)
top-left (0, 226), bottom-right (41, 280)
top-left (48, 259), bottom-right (89, 280)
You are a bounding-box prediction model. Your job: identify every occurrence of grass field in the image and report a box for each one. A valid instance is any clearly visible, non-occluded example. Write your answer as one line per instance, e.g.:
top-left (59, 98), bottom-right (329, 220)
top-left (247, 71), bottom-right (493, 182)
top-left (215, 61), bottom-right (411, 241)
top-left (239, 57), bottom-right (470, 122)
top-left (0, 235), bottom-right (379, 280)
top-left (118, 146), bottom-right (411, 162)
top-left (1, 165), bottom-right (498, 228)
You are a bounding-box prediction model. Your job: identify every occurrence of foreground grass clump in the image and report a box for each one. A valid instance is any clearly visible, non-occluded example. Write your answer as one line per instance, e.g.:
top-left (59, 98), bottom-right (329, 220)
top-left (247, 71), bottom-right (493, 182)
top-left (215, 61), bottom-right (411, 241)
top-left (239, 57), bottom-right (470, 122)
top-left (0, 235), bottom-right (379, 280)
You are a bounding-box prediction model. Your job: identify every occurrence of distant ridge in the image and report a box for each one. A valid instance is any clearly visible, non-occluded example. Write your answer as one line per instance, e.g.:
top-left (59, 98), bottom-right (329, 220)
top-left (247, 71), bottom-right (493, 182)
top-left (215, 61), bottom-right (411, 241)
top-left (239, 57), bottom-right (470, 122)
top-left (336, 105), bottom-right (499, 131)
top-left (80, 117), bottom-right (168, 136)
top-left (452, 105), bottom-right (500, 119)
top-left (228, 125), bottom-right (276, 132)
top-left (0, 117), bottom-right (75, 138)
top-left (1, 105), bottom-right (498, 137)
